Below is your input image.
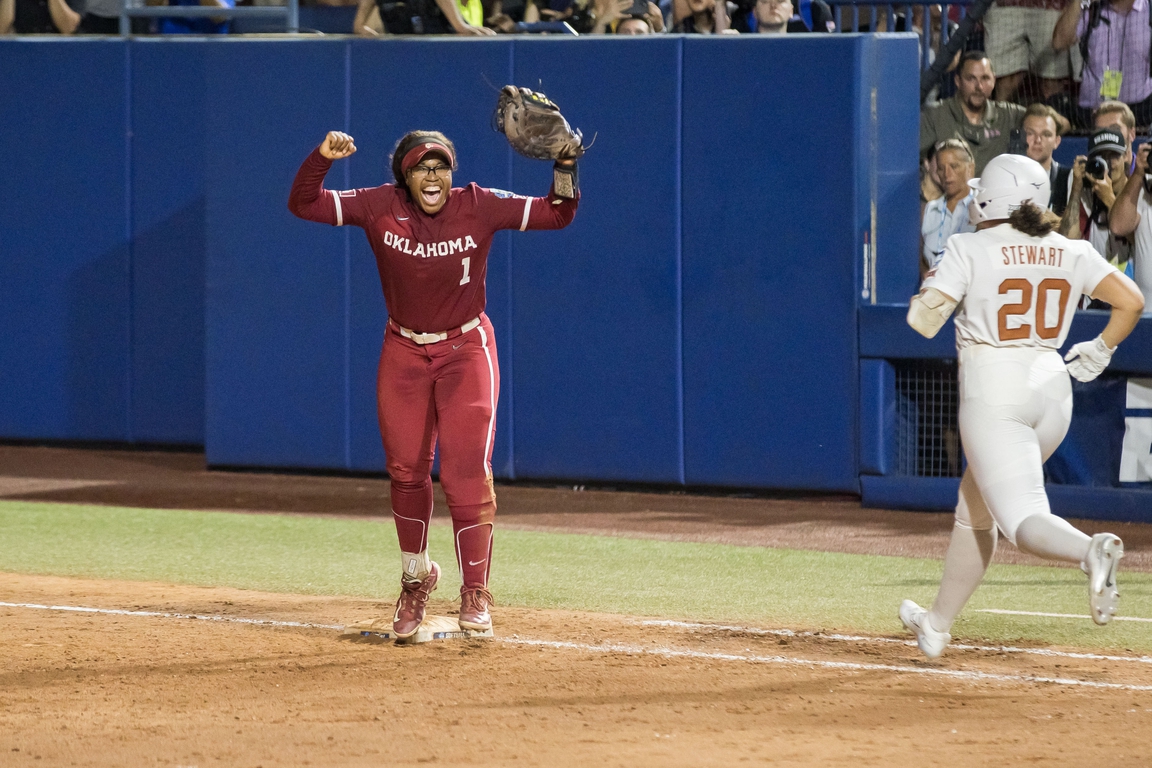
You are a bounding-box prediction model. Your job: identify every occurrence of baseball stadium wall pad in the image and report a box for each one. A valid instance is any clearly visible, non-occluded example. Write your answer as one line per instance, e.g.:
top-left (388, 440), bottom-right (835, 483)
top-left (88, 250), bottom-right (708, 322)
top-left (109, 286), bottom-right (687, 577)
top-left (1, 35), bottom-right (917, 491)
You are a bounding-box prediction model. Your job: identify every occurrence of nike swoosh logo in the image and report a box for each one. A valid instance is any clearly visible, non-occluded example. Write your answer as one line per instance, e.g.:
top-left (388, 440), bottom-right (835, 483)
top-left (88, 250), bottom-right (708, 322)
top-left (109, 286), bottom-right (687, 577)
top-left (452, 343), bottom-right (464, 350)
top-left (468, 559), bottom-right (486, 567)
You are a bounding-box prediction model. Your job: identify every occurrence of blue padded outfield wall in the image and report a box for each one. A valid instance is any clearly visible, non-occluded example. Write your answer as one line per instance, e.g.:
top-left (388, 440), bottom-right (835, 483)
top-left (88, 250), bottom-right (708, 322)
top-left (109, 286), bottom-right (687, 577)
top-left (0, 35), bottom-right (919, 494)
top-left (3, 36), bottom-right (1148, 519)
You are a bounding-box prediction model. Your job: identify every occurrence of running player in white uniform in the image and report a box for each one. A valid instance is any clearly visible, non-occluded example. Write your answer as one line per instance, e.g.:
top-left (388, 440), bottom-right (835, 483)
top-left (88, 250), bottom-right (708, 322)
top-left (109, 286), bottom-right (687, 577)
top-left (900, 154), bottom-right (1146, 660)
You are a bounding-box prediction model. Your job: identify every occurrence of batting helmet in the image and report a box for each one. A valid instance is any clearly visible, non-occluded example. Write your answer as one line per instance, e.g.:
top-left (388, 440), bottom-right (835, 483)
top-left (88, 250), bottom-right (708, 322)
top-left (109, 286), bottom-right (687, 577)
top-left (967, 154), bottom-right (1051, 225)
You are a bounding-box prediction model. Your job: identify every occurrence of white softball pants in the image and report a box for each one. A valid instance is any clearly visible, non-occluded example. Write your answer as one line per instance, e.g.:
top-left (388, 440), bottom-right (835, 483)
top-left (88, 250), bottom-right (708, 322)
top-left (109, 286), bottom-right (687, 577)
top-left (955, 345), bottom-right (1072, 545)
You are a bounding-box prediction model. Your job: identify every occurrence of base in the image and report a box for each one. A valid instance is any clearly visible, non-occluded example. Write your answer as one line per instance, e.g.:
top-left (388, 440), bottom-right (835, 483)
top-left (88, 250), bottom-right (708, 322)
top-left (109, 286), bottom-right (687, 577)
top-left (342, 614), bottom-right (494, 644)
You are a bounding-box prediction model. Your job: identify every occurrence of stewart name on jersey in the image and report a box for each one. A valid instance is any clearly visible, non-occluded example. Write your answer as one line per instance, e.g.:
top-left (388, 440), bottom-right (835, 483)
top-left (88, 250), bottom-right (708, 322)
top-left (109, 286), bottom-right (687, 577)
top-left (288, 148), bottom-right (578, 332)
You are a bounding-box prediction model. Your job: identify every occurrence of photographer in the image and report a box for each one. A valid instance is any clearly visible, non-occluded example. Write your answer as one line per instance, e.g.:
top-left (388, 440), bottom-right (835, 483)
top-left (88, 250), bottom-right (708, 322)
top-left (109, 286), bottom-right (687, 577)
top-left (1052, 0), bottom-right (1152, 128)
top-left (1060, 127), bottom-right (1134, 278)
top-left (1106, 142), bottom-right (1152, 303)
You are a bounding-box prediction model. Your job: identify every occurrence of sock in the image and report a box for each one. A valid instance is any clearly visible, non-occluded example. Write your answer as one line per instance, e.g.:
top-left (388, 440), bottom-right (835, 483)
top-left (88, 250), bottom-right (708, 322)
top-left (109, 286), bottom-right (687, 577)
top-left (928, 522), bottom-right (997, 633)
top-left (1015, 513), bottom-right (1092, 564)
top-left (452, 502), bottom-right (495, 589)
top-left (391, 477), bottom-right (433, 555)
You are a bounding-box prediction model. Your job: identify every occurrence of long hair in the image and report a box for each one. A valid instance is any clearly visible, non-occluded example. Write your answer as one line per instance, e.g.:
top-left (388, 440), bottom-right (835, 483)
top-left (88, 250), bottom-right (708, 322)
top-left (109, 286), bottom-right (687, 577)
top-left (1008, 201), bottom-right (1062, 237)
top-left (390, 130), bottom-right (458, 185)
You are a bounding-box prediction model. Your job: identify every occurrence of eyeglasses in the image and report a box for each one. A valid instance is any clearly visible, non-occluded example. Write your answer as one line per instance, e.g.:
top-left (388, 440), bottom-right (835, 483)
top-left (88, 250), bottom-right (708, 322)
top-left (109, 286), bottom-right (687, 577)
top-left (410, 164), bottom-right (452, 178)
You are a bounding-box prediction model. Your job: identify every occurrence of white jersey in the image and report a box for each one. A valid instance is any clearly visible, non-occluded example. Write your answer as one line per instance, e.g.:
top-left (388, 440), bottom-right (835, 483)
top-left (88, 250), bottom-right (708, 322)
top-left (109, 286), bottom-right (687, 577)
top-left (924, 223), bottom-right (1117, 352)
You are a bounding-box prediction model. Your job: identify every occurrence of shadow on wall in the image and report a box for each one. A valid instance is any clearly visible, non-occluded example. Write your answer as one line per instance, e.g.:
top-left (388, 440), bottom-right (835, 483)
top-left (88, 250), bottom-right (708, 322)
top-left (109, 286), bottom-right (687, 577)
top-left (65, 197), bottom-right (207, 443)
top-left (132, 196), bottom-right (207, 444)
top-left (67, 241), bottom-right (129, 440)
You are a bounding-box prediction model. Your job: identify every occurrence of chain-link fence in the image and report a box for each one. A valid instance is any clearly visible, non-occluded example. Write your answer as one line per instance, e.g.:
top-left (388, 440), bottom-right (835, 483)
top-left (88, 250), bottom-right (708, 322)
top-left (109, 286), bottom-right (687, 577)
top-left (895, 359), bottom-right (964, 477)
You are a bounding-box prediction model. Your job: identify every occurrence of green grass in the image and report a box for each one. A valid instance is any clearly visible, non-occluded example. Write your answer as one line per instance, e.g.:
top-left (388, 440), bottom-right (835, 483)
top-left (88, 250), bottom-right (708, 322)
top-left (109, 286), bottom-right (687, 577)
top-left (1, 500), bottom-right (1149, 652)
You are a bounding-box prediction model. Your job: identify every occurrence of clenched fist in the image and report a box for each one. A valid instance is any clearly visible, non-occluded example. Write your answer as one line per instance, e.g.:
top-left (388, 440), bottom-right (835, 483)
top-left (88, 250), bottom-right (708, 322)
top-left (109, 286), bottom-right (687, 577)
top-left (319, 131), bottom-right (357, 160)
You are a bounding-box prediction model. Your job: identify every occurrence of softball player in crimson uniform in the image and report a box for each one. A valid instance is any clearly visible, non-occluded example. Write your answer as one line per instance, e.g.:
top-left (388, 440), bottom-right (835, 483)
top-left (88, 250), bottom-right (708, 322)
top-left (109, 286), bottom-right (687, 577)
top-left (288, 129), bottom-right (579, 637)
top-left (901, 154), bottom-right (1145, 660)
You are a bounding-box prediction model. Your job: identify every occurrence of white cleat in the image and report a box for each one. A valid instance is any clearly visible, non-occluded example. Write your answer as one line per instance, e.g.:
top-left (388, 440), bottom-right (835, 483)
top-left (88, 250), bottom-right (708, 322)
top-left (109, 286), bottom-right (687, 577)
top-left (1082, 533), bottom-right (1123, 626)
top-left (899, 600), bottom-right (951, 660)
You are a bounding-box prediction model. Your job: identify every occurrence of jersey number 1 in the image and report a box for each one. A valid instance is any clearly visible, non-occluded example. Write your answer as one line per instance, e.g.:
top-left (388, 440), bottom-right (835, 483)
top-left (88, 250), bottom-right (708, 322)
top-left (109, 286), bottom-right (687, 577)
top-left (460, 257), bottom-right (471, 286)
top-left (997, 277), bottom-right (1071, 341)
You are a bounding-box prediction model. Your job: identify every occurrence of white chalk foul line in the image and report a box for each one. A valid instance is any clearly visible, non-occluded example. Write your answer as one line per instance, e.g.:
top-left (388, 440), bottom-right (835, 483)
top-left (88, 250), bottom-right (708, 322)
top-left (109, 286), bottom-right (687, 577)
top-left (5, 602), bottom-right (1150, 691)
top-left (504, 637), bottom-right (1152, 692)
top-left (0, 601), bottom-right (343, 631)
top-left (641, 619), bottom-right (1152, 666)
top-left (977, 609), bottom-right (1152, 624)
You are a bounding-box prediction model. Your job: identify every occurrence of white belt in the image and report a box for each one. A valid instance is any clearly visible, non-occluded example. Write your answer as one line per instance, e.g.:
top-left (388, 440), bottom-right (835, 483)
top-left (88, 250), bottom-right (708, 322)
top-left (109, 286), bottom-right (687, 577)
top-left (394, 316), bottom-right (481, 345)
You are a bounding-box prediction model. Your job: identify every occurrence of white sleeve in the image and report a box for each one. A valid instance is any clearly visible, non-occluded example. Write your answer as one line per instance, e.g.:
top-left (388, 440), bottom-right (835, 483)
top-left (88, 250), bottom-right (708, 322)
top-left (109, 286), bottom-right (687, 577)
top-left (1078, 241), bottom-right (1121, 298)
top-left (923, 234), bottom-right (971, 302)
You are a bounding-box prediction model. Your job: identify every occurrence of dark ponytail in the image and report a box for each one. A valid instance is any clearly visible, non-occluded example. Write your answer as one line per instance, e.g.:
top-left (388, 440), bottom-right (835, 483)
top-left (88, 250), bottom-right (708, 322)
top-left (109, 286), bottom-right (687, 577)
top-left (1008, 201), bottom-right (1062, 237)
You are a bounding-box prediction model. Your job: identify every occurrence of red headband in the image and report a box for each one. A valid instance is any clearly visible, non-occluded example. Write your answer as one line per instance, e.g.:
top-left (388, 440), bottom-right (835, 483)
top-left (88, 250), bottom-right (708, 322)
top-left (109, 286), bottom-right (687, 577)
top-left (401, 142), bottom-right (455, 175)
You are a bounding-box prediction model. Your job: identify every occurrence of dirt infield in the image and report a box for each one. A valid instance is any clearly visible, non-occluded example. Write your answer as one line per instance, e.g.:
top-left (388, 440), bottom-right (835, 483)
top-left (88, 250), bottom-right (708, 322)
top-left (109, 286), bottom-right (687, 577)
top-left (3, 445), bottom-right (1152, 766)
top-left (4, 573), bottom-right (1152, 767)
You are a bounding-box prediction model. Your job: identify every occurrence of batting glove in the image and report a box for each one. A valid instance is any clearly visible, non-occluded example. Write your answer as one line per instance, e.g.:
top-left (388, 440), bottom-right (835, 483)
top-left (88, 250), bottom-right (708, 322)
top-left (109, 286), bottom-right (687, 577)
top-left (1064, 335), bottom-right (1116, 382)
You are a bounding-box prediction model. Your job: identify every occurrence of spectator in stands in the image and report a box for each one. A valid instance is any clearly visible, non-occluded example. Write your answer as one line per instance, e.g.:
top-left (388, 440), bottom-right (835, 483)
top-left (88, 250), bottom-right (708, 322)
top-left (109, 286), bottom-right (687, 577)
top-left (671, 0), bottom-right (731, 32)
top-left (920, 143), bottom-right (945, 207)
top-left (0, 0), bottom-right (80, 32)
top-left (616, 7), bottom-right (657, 31)
top-left (1110, 141), bottom-right (1152, 303)
top-left (1023, 102), bottom-right (1073, 215)
top-left (984, 0), bottom-right (1076, 102)
top-left (920, 51), bottom-right (1027, 174)
top-left (485, 0), bottom-right (527, 31)
top-left (150, 0), bottom-right (235, 33)
top-left (75, 0), bottom-right (128, 32)
top-left (1053, 0), bottom-right (1152, 127)
top-left (354, 0), bottom-right (494, 34)
top-left (591, 0), bottom-right (662, 32)
top-left (523, 0), bottom-right (595, 31)
top-left (1060, 126), bottom-right (1134, 277)
top-left (921, 139), bottom-right (977, 273)
top-left (735, 0), bottom-right (834, 33)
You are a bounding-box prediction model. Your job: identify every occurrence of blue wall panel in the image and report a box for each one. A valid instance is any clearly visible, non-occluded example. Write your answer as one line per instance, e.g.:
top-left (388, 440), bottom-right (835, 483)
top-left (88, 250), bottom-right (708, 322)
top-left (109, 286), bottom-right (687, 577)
top-left (203, 42), bottom-right (349, 468)
top-left (130, 41), bottom-right (207, 444)
top-left (509, 38), bottom-right (684, 483)
top-left (681, 36), bottom-right (861, 491)
top-left (0, 40), bottom-right (131, 441)
top-left (346, 39), bottom-right (515, 474)
top-left (859, 358), bottom-right (895, 476)
top-left (863, 34), bottom-right (921, 305)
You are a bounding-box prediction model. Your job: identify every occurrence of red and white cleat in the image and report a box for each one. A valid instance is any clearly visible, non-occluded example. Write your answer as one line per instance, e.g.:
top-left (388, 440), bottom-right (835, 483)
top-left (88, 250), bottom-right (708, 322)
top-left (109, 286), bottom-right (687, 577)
top-left (459, 586), bottom-right (494, 632)
top-left (393, 561), bottom-right (440, 639)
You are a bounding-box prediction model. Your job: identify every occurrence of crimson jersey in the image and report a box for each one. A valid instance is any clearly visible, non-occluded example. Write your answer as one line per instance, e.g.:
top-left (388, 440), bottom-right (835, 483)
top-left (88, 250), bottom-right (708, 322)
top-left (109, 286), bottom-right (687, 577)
top-left (288, 148), bottom-right (579, 332)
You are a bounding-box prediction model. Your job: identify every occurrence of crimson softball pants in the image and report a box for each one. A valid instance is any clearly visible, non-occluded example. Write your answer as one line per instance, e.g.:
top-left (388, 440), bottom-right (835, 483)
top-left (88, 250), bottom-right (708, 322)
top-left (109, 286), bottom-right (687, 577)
top-left (377, 313), bottom-right (499, 588)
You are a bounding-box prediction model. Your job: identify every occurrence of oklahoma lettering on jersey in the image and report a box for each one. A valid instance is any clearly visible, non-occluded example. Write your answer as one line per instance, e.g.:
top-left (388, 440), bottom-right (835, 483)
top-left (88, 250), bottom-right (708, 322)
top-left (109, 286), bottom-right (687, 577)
top-left (288, 148), bottom-right (578, 332)
top-left (925, 223), bottom-right (1117, 351)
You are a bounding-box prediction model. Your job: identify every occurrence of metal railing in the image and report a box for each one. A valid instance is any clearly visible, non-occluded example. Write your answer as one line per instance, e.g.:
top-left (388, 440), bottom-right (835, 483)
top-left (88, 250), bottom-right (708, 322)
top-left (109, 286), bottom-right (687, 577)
top-left (118, 0), bottom-right (299, 34)
top-left (112, 0), bottom-right (972, 55)
top-left (823, 0), bottom-right (976, 71)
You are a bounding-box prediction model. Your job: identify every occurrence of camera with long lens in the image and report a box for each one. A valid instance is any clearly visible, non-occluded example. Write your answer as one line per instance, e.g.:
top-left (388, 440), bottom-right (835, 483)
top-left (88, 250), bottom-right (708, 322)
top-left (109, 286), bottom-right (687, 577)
top-left (1086, 155), bottom-right (1111, 181)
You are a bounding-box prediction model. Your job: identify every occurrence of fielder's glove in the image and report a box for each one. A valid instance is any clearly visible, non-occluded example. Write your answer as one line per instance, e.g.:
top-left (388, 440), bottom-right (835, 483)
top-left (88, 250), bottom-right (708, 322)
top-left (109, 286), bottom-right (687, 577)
top-left (1064, 335), bottom-right (1116, 382)
top-left (493, 85), bottom-right (586, 163)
